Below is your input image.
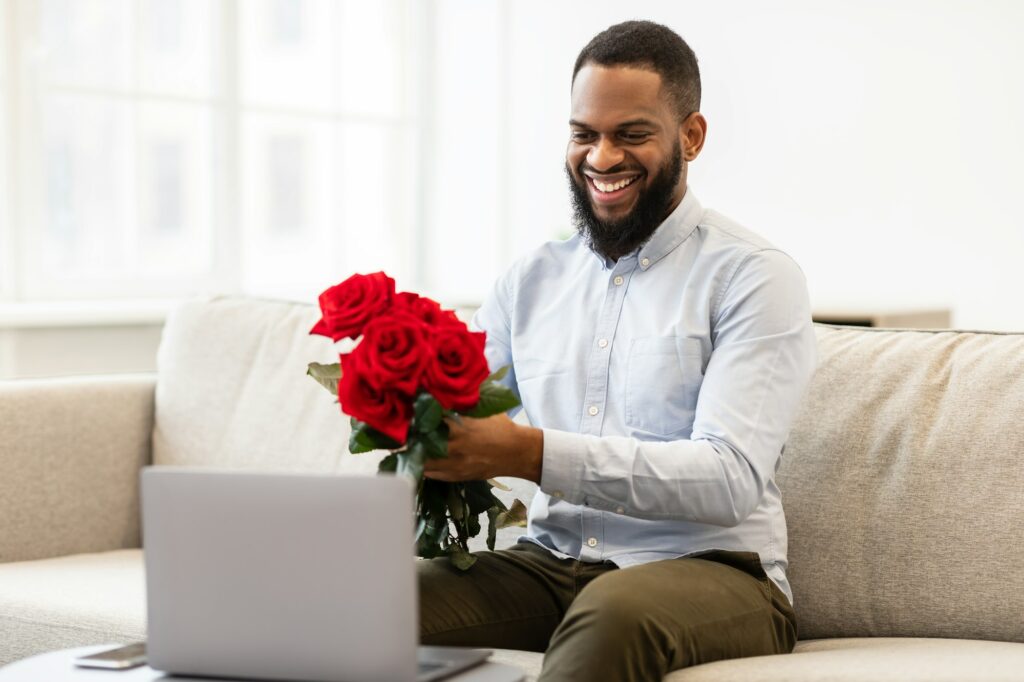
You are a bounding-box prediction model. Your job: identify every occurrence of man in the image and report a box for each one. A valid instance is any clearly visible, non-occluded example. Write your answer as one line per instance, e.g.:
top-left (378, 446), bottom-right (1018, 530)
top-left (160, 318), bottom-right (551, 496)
top-left (419, 20), bottom-right (817, 681)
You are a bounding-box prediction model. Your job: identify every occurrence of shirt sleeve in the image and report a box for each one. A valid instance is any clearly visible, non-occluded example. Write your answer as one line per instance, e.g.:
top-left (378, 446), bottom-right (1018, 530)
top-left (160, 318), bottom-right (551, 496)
top-left (539, 249), bottom-right (818, 527)
top-left (469, 266), bottom-right (523, 417)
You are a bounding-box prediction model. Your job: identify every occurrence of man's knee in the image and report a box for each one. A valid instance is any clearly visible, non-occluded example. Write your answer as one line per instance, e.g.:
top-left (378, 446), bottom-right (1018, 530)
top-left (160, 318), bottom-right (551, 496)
top-left (561, 568), bottom-right (671, 643)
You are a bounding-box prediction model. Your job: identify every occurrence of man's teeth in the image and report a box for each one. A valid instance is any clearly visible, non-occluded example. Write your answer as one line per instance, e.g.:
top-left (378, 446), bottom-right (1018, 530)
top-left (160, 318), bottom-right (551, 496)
top-left (593, 176), bottom-right (638, 193)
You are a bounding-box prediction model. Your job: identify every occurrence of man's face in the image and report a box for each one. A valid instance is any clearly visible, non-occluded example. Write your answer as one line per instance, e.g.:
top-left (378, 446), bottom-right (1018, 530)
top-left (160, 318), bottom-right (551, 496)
top-left (565, 65), bottom-right (689, 260)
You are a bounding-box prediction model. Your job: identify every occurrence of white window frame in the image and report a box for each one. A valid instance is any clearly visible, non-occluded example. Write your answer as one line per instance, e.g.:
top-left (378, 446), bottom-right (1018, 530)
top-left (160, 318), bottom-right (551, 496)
top-left (0, 0), bottom-right (428, 308)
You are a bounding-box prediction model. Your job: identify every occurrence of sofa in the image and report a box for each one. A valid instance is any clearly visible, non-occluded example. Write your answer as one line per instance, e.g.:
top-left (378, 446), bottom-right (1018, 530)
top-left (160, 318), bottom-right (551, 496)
top-left (2, 295), bottom-right (1023, 681)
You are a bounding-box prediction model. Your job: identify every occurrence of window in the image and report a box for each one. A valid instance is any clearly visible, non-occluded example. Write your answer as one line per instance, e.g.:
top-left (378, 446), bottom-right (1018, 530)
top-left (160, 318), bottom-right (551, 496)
top-left (0, 4), bottom-right (12, 300)
top-left (3, 0), bottom-right (418, 304)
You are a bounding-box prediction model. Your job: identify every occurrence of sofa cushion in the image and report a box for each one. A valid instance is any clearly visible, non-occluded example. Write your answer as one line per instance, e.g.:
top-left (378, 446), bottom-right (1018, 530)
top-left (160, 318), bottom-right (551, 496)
top-left (0, 550), bottom-right (145, 667)
top-left (493, 637), bottom-right (1024, 682)
top-left (779, 326), bottom-right (1024, 642)
top-left (153, 296), bottom-right (382, 475)
top-left (666, 638), bottom-right (1024, 682)
top-left (0, 375), bottom-right (154, 563)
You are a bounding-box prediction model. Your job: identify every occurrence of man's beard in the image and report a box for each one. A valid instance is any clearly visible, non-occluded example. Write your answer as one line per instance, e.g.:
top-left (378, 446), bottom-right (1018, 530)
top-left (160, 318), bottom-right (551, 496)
top-left (566, 142), bottom-right (683, 261)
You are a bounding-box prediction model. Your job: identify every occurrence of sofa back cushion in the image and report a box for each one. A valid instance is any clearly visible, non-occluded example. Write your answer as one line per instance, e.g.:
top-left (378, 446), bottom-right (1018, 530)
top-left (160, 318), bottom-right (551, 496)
top-left (779, 325), bottom-right (1024, 642)
top-left (154, 296), bottom-right (381, 475)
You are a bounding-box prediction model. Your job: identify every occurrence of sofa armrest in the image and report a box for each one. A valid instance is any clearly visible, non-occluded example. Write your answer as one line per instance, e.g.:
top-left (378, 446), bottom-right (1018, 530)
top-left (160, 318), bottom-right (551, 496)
top-left (0, 374), bottom-right (155, 563)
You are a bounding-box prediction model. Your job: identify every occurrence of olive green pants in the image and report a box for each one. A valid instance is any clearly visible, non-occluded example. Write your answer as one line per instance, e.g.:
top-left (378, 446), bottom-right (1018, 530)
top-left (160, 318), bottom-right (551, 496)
top-left (419, 542), bottom-right (796, 682)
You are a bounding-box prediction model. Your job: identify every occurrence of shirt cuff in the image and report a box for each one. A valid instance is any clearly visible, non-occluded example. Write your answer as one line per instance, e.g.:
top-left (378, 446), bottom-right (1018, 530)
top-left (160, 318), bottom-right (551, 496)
top-left (539, 428), bottom-right (586, 504)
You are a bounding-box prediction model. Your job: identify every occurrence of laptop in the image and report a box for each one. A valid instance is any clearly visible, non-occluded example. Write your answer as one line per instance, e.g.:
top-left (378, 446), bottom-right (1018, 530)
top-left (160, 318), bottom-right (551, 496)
top-left (142, 468), bottom-right (493, 682)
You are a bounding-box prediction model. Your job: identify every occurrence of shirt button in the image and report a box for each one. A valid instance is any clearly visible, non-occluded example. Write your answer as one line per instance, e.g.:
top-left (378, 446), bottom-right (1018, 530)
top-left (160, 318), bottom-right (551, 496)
top-left (588, 405), bottom-right (599, 416)
top-left (586, 537), bottom-right (598, 548)
top-left (598, 338), bottom-right (608, 348)
top-left (613, 275), bottom-right (624, 286)
top-left (640, 257), bottom-right (650, 268)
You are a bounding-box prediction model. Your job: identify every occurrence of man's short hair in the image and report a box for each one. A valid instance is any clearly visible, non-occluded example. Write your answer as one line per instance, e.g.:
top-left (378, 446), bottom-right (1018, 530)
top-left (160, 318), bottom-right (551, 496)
top-left (572, 20), bottom-right (701, 121)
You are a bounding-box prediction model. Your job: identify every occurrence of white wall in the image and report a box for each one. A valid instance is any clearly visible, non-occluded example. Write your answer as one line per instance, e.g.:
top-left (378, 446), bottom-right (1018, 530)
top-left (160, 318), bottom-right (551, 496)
top-left (426, 0), bottom-right (1024, 330)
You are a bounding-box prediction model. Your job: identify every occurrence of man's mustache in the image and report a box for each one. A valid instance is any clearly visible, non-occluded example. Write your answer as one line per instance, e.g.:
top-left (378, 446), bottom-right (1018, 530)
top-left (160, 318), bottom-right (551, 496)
top-left (577, 162), bottom-right (645, 177)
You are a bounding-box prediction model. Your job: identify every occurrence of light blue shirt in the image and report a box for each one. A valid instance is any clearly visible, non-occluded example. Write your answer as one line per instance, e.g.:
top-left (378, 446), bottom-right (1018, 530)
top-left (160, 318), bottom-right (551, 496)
top-left (471, 189), bottom-right (817, 603)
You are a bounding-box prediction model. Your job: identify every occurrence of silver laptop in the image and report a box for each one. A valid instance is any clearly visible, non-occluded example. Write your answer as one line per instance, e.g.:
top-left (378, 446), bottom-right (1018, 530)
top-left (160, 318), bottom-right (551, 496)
top-left (142, 468), bottom-right (492, 682)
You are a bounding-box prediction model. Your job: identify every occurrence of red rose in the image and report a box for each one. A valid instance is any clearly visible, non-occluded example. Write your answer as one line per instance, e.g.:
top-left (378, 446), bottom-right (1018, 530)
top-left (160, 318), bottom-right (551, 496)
top-left (337, 351), bottom-right (412, 444)
top-left (310, 272), bottom-right (395, 341)
top-left (422, 325), bottom-right (490, 412)
top-left (357, 311), bottom-right (431, 396)
top-left (393, 292), bottom-right (463, 328)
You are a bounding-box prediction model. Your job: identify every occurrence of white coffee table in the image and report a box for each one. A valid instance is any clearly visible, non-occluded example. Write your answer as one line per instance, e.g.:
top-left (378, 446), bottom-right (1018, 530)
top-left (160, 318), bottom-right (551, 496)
top-left (0, 645), bottom-right (525, 682)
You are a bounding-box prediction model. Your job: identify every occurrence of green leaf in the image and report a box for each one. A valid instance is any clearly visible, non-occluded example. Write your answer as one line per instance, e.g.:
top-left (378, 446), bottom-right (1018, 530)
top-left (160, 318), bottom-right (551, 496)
top-left (486, 507), bottom-right (499, 551)
top-left (421, 427), bottom-right (448, 459)
top-left (463, 381), bottom-right (521, 419)
top-left (396, 441), bottom-right (427, 482)
top-left (463, 480), bottom-right (497, 515)
top-left (447, 545), bottom-right (477, 571)
top-left (349, 424), bottom-right (378, 454)
top-left (417, 531), bottom-right (445, 559)
top-left (486, 365), bottom-right (510, 383)
top-left (495, 498), bottom-right (528, 529)
top-left (307, 362), bottom-right (342, 395)
top-left (413, 393), bottom-right (444, 434)
top-left (378, 452), bottom-right (398, 473)
top-left (467, 512), bottom-right (481, 538)
top-left (349, 418), bottom-right (402, 454)
top-left (446, 485), bottom-right (465, 521)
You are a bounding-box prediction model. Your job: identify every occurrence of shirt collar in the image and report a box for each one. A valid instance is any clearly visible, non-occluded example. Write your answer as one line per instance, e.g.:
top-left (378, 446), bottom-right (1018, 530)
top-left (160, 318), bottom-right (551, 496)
top-left (593, 188), bottom-right (704, 270)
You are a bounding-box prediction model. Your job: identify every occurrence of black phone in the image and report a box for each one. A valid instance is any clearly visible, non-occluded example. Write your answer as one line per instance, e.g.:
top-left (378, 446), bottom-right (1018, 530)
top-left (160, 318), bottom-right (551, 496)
top-left (73, 642), bottom-right (147, 670)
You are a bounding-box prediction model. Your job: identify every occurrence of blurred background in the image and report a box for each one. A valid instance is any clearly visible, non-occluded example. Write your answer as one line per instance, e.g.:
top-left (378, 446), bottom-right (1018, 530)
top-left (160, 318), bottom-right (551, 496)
top-left (1, 0), bottom-right (1022, 378)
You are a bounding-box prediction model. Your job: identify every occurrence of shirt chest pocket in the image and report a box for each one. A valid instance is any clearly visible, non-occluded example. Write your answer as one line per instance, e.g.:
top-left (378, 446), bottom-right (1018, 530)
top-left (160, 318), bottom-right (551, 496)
top-left (625, 336), bottom-right (704, 438)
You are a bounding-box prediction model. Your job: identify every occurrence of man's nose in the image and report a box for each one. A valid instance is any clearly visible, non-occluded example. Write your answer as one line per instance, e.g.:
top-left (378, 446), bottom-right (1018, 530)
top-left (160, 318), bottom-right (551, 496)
top-left (587, 137), bottom-right (625, 172)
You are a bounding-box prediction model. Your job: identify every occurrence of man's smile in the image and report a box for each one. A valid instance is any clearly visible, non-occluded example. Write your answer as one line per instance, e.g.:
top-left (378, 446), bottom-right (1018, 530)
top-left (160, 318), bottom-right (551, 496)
top-left (583, 171), bottom-right (644, 206)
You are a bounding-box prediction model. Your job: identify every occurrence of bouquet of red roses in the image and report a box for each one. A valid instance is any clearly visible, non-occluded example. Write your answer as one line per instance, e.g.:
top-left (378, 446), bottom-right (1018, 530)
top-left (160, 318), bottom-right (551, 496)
top-left (307, 272), bottom-right (526, 569)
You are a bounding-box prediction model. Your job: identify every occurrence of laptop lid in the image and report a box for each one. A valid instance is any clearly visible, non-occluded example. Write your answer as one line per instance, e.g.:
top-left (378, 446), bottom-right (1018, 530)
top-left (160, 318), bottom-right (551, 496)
top-left (142, 468), bottom-right (417, 682)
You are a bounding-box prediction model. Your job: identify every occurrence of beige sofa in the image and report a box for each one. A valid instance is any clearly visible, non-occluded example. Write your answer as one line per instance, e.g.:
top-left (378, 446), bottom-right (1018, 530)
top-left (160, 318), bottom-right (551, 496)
top-left (2, 296), bottom-right (1023, 680)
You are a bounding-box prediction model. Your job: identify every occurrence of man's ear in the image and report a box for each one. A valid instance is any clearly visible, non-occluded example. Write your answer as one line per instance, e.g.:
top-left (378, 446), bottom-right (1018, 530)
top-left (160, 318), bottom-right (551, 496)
top-left (680, 112), bottom-right (708, 162)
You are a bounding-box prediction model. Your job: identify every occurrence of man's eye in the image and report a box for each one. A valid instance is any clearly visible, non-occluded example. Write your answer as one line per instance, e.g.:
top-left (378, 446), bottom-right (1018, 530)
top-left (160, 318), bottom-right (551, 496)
top-left (620, 132), bottom-right (650, 142)
top-left (571, 131), bottom-right (596, 142)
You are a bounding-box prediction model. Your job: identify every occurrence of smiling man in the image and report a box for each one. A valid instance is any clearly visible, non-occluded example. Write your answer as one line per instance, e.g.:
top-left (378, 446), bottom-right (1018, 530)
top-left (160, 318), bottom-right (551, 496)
top-left (418, 21), bottom-right (817, 682)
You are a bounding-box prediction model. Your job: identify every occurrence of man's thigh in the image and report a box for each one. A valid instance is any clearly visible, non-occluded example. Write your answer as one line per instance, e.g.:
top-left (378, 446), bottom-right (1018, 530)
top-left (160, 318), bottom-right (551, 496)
top-left (541, 551), bottom-right (796, 680)
top-left (419, 543), bottom-right (583, 652)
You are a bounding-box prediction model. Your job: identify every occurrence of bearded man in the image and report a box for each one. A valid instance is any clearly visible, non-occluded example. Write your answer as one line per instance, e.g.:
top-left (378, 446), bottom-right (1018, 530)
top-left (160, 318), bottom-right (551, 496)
top-left (418, 20), bottom-right (817, 682)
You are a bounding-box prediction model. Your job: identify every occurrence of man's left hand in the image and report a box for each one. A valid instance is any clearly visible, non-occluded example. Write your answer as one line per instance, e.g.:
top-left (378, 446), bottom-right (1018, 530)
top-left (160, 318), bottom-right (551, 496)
top-left (423, 414), bottom-right (543, 484)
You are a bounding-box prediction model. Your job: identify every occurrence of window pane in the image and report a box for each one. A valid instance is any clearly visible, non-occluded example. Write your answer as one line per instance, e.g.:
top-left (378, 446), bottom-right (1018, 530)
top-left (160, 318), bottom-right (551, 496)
top-left (34, 94), bottom-right (134, 288)
top-left (136, 101), bottom-right (214, 277)
top-left (240, 112), bottom-right (337, 299)
top-left (139, 0), bottom-right (219, 97)
top-left (29, 94), bottom-right (214, 298)
top-left (240, 114), bottom-right (410, 300)
top-left (240, 0), bottom-right (337, 111)
top-left (240, 0), bottom-right (403, 116)
top-left (337, 0), bottom-right (403, 117)
top-left (37, 0), bottom-right (133, 90)
top-left (338, 122), bottom-right (407, 280)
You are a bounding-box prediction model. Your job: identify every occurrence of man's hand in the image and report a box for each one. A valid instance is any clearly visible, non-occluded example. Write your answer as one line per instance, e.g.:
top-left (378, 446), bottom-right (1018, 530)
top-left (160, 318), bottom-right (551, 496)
top-left (423, 414), bottom-right (543, 484)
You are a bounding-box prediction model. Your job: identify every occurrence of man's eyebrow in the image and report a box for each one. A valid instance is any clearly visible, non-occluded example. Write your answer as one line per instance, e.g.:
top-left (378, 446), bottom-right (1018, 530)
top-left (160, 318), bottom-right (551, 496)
top-left (615, 118), bottom-right (659, 129)
top-left (567, 118), bottom-right (660, 129)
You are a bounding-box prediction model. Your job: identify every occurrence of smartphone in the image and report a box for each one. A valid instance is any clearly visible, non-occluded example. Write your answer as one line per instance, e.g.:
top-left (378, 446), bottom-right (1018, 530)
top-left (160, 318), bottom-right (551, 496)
top-left (73, 642), bottom-right (147, 670)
